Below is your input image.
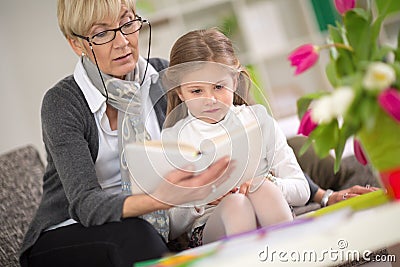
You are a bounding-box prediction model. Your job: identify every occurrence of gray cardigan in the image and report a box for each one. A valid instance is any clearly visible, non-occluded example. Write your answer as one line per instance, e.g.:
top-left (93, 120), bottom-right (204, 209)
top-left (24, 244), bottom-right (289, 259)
top-left (20, 58), bottom-right (169, 263)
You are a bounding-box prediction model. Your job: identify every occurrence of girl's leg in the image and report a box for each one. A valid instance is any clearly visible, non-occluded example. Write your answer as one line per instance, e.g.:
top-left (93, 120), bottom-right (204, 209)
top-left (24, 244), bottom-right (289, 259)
top-left (24, 218), bottom-right (169, 267)
top-left (202, 193), bottom-right (256, 244)
top-left (247, 181), bottom-right (293, 227)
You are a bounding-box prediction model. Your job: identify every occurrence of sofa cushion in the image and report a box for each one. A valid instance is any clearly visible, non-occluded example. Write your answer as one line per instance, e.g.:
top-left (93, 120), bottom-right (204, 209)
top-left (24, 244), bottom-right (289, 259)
top-left (0, 145), bottom-right (44, 266)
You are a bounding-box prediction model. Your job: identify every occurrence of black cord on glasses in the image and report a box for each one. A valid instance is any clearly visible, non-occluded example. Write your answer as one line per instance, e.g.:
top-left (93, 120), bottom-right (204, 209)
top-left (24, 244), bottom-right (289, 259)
top-left (89, 43), bottom-right (110, 102)
top-left (141, 19), bottom-right (151, 87)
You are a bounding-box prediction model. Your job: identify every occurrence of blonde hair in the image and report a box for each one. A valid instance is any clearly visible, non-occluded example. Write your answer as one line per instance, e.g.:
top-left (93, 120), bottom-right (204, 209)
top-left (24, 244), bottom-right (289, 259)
top-left (165, 28), bottom-right (253, 127)
top-left (57, 0), bottom-right (136, 39)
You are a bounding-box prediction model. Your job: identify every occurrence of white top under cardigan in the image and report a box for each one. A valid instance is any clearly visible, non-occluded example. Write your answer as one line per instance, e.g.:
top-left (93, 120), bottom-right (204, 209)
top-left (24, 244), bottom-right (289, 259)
top-left (47, 57), bottom-right (161, 230)
top-left (162, 104), bottom-right (310, 240)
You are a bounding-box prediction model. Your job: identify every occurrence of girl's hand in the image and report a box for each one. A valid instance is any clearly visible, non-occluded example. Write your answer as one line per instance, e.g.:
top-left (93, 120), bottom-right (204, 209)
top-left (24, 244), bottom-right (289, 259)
top-left (152, 156), bottom-right (231, 207)
top-left (239, 181), bottom-right (252, 195)
top-left (208, 187), bottom-right (239, 205)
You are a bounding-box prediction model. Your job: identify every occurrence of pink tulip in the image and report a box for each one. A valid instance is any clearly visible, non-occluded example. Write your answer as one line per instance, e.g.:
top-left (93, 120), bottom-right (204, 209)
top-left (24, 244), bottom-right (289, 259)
top-left (353, 139), bottom-right (368, 165)
top-left (334, 0), bottom-right (356, 15)
top-left (297, 110), bottom-right (318, 136)
top-left (288, 44), bottom-right (319, 75)
top-left (378, 88), bottom-right (400, 122)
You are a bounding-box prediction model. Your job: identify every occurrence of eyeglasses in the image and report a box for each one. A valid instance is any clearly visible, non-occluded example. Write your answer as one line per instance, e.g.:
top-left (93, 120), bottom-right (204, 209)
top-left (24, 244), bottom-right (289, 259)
top-left (73, 16), bottom-right (143, 45)
top-left (75, 15), bottom-right (151, 102)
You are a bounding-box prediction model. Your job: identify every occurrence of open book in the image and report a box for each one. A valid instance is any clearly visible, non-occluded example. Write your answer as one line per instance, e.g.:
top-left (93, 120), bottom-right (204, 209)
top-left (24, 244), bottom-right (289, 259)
top-left (124, 121), bottom-right (265, 205)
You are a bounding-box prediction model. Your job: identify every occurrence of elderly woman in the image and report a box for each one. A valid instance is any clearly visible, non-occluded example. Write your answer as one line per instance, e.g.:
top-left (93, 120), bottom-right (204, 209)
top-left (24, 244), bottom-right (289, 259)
top-left (19, 1), bottom-right (229, 266)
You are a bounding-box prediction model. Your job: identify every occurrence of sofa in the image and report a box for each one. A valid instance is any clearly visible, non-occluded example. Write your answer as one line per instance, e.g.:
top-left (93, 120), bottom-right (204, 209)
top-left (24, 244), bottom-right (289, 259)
top-left (0, 145), bottom-right (44, 267)
top-left (0, 144), bottom-right (383, 266)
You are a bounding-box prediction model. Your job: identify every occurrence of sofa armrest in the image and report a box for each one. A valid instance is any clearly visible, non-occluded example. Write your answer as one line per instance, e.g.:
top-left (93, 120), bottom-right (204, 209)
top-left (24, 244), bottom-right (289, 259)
top-left (0, 145), bottom-right (44, 265)
top-left (293, 202), bottom-right (321, 216)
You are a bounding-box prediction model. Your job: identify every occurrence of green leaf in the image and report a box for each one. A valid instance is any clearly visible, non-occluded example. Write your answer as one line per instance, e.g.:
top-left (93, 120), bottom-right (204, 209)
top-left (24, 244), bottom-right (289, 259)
top-left (370, 18), bottom-right (386, 62)
top-left (332, 119), bottom-right (361, 172)
top-left (372, 1), bottom-right (400, 61)
top-left (328, 24), bottom-right (343, 50)
top-left (327, 25), bottom-right (355, 77)
top-left (391, 61), bottom-right (400, 88)
top-left (344, 9), bottom-right (372, 63)
top-left (359, 95), bottom-right (379, 131)
top-left (334, 151), bottom-right (343, 173)
top-left (309, 121), bottom-right (339, 158)
top-left (333, 131), bottom-right (346, 173)
top-left (396, 28), bottom-right (400, 62)
top-left (335, 54), bottom-right (357, 77)
top-left (298, 138), bottom-right (313, 157)
top-left (372, 45), bottom-right (394, 61)
top-left (358, 108), bottom-right (400, 171)
top-left (340, 73), bottom-right (361, 87)
top-left (325, 60), bottom-right (339, 87)
top-left (343, 96), bottom-right (363, 129)
top-left (375, 0), bottom-right (400, 17)
top-left (296, 92), bottom-right (327, 119)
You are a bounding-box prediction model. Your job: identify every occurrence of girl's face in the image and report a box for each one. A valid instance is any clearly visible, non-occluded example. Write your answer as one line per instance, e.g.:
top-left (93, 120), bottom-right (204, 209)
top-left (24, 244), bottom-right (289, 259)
top-left (177, 68), bottom-right (236, 124)
top-left (77, 6), bottom-right (139, 78)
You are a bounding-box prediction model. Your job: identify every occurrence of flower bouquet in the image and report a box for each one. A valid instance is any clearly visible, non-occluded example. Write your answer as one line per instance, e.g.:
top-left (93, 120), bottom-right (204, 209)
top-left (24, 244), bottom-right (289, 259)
top-left (289, 0), bottom-right (400, 199)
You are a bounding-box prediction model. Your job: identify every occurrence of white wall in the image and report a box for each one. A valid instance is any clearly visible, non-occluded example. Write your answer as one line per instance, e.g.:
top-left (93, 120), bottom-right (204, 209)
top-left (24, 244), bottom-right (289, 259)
top-left (0, 1), bottom-right (76, 160)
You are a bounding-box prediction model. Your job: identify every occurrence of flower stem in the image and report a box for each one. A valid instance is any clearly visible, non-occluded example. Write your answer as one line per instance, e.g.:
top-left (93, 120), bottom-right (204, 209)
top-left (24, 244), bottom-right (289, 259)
top-left (318, 43), bottom-right (353, 52)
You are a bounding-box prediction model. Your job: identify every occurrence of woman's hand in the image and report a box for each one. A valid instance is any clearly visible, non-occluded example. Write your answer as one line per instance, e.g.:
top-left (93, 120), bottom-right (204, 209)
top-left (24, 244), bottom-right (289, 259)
top-left (152, 156), bottom-right (231, 207)
top-left (327, 185), bottom-right (380, 206)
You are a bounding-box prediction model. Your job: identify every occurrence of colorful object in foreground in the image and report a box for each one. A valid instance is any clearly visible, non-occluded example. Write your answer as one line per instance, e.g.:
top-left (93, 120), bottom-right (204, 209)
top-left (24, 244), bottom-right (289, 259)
top-left (334, 0), bottom-right (356, 15)
top-left (378, 88), bottom-right (400, 122)
top-left (135, 245), bottom-right (222, 267)
top-left (310, 190), bottom-right (389, 217)
top-left (380, 167), bottom-right (400, 200)
top-left (287, 44), bottom-right (319, 75)
top-left (297, 109), bottom-right (317, 136)
top-left (353, 139), bottom-right (368, 166)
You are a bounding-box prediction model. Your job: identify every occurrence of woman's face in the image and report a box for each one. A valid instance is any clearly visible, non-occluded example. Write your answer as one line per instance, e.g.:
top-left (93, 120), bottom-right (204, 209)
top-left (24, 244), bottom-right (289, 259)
top-left (82, 7), bottom-right (139, 78)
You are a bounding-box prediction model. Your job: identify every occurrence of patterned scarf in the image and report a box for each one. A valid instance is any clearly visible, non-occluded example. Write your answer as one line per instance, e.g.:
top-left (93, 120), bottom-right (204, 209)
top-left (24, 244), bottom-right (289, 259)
top-left (82, 56), bottom-right (169, 241)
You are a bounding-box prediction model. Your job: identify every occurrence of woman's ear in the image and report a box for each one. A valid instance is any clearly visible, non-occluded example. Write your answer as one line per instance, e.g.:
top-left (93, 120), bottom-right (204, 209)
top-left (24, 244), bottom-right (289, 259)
top-left (68, 38), bottom-right (86, 57)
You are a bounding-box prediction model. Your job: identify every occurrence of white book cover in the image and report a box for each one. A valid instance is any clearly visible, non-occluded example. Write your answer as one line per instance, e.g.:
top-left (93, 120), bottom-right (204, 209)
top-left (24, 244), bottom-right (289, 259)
top-left (124, 121), bottom-right (265, 205)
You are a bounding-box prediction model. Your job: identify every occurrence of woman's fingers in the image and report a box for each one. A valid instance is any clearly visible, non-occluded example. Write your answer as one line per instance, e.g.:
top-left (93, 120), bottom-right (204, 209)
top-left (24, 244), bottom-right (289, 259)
top-left (344, 185), bottom-right (379, 195)
top-left (168, 156), bottom-right (229, 186)
top-left (153, 156), bottom-right (232, 206)
top-left (328, 185), bottom-right (381, 205)
top-left (193, 156), bottom-right (231, 187)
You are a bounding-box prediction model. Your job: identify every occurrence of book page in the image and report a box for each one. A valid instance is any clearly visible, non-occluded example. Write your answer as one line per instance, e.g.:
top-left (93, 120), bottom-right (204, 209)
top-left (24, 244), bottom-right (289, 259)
top-left (124, 121), bottom-right (265, 206)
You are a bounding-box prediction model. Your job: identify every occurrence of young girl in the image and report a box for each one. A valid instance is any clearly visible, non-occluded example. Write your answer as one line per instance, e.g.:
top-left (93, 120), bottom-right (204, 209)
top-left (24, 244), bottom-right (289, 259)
top-left (162, 28), bottom-right (310, 247)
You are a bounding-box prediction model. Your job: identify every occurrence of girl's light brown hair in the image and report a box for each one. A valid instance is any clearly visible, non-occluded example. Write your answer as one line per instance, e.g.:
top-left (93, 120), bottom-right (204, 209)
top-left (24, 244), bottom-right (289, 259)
top-left (165, 28), bottom-right (253, 127)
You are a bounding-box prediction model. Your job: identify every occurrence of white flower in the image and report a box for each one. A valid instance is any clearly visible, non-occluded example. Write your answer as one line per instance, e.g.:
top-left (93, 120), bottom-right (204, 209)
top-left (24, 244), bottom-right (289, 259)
top-left (362, 62), bottom-right (396, 90)
top-left (331, 86), bottom-right (355, 117)
top-left (311, 96), bottom-right (334, 124)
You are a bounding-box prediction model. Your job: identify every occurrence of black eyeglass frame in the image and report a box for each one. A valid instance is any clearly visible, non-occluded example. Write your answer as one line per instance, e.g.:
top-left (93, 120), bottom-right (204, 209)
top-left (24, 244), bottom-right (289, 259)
top-left (73, 15), bottom-right (152, 102)
top-left (72, 15), bottom-right (144, 45)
